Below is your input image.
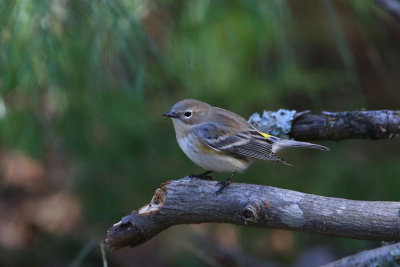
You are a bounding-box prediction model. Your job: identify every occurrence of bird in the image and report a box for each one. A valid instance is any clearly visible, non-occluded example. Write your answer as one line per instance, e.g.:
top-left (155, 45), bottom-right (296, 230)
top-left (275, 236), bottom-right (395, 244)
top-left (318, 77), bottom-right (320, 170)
top-left (163, 99), bottom-right (328, 194)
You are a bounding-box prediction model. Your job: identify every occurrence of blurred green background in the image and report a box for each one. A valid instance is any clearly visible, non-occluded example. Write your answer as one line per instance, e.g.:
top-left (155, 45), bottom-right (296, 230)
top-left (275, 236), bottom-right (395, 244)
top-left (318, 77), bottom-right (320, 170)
top-left (0, 0), bottom-right (399, 266)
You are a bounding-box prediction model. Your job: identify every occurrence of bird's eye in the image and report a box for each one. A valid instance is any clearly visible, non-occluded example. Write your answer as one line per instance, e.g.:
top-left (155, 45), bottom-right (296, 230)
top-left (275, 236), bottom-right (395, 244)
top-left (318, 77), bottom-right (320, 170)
top-left (184, 111), bottom-right (192, 118)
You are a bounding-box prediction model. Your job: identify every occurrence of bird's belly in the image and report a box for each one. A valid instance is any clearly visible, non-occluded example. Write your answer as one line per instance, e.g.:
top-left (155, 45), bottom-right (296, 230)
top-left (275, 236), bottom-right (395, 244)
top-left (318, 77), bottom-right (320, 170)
top-left (177, 136), bottom-right (251, 173)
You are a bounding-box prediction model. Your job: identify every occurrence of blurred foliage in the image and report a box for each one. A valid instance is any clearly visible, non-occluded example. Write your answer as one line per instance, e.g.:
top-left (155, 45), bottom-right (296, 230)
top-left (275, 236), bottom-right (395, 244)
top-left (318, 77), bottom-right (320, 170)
top-left (0, 0), bottom-right (400, 266)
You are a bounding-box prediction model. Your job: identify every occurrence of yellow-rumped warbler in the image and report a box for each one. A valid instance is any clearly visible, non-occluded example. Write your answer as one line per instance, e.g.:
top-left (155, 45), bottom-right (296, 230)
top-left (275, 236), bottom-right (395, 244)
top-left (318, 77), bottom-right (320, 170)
top-left (163, 99), bottom-right (328, 193)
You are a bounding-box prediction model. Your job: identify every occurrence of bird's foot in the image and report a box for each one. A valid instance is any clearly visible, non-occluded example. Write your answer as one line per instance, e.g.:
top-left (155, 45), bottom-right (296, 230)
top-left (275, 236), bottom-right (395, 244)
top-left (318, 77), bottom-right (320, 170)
top-left (215, 180), bottom-right (231, 195)
top-left (215, 171), bottom-right (237, 195)
top-left (188, 171), bottom-right (213, 181)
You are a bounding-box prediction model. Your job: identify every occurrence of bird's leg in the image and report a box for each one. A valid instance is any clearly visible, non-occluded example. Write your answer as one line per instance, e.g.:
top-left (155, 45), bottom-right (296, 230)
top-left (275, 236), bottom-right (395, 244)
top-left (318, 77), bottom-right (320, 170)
top-left (216, 172), bottom-right (237, 194)
top-left (188, 171), bottom-right (213, 180)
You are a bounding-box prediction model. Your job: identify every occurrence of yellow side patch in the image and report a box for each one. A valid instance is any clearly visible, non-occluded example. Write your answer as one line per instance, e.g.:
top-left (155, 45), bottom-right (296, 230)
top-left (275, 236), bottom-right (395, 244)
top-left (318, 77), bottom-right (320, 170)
top-left (199, 143), bottom-right (216, 153)
top-left (258, 131), bottom-right (271, 139)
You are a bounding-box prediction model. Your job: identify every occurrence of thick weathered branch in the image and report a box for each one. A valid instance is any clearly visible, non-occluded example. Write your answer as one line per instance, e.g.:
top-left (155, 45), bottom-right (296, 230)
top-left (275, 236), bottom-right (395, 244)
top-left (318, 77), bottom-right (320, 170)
top-left (105, 178), bottom-right (400, 250)
top-left (290, 110), bottom-right (400, 141)
top-left (322, 241), bottom-right (400, 267)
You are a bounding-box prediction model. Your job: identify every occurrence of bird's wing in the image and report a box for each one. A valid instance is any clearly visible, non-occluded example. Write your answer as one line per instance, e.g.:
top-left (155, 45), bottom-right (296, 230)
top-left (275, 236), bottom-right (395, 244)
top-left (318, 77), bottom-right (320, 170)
top-left (192, 122), bottom-right (290, 165)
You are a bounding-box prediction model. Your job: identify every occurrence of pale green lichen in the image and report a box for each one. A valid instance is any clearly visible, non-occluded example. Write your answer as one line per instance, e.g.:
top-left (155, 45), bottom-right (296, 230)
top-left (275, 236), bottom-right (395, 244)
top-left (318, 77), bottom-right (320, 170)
top-left (390, 247), bottom-right (400, 263)
top-left (249, 109), bottom-right (297, 138)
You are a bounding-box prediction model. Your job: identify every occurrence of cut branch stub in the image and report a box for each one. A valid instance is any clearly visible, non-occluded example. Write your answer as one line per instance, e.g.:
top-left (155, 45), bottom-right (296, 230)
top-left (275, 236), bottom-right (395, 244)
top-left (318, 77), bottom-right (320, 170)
top-left (106, 185), bottom-right (169, 250)
top-left (105, 178), bottom-right (400, 250)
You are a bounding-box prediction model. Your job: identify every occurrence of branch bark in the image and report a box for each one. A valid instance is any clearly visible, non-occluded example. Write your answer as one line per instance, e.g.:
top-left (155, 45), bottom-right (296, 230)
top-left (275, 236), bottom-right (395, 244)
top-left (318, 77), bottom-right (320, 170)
top-left (290, 110), bottom-right (400, 141)
top-left (322, 241), bottom-right (400, 267)
top-left (105, 178), bottom-right (400, 250)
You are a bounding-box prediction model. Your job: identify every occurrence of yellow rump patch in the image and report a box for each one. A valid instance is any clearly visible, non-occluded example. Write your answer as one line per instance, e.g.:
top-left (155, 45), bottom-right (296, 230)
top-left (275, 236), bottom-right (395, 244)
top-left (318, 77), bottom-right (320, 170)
top-left (258, 131), bottom-right (271, 139)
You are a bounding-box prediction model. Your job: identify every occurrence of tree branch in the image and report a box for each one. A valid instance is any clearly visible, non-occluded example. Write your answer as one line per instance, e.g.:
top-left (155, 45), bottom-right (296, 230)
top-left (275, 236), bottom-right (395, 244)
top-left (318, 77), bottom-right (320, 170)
top-left (322, 241), bottom-right (400, 267)
top-left (105, 178), bottom-right (400, 250)
top-left (250, 110), bottom-right (400, 141)
top-left (290, 110), bottom-right (400, 141)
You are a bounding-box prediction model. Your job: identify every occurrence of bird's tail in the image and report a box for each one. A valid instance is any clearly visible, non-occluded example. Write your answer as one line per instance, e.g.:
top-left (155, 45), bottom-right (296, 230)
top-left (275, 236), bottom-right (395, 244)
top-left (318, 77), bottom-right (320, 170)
top-left (271, 139), bottom-right (329, 153)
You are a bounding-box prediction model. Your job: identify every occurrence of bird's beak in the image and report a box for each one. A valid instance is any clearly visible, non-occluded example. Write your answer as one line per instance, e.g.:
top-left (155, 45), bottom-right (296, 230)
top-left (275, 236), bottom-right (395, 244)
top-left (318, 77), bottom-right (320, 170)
top-left (162, 112), bottom-right (178, 118)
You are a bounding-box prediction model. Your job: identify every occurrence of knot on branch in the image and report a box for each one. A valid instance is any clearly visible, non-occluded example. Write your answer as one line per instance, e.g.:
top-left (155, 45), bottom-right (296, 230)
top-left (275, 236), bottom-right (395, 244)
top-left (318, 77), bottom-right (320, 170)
top-left (241, 200), bottom-right (263, 224)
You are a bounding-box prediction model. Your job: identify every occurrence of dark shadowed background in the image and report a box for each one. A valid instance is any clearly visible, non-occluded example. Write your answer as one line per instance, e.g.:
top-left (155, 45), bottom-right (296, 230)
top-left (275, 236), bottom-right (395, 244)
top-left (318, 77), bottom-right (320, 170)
top-left (0, 0), bottom-right (399, 266)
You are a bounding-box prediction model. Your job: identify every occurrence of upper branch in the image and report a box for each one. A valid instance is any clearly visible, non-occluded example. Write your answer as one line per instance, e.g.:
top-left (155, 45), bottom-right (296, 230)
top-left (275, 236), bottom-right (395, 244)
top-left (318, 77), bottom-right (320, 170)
top-left (290, 110), bottom-right (400, 141)
top-left (105, 178), bottom-right (400, 250)
top-left (249, 110), bottom-right (400, 141)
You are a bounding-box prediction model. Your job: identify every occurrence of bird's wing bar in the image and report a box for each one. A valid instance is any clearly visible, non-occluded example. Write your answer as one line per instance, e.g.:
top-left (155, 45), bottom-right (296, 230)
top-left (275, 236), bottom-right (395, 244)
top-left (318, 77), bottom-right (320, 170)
top-left (193, 123), bottom-right (290, 164)
top-left (192, 123), bottom-right (247, 151)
